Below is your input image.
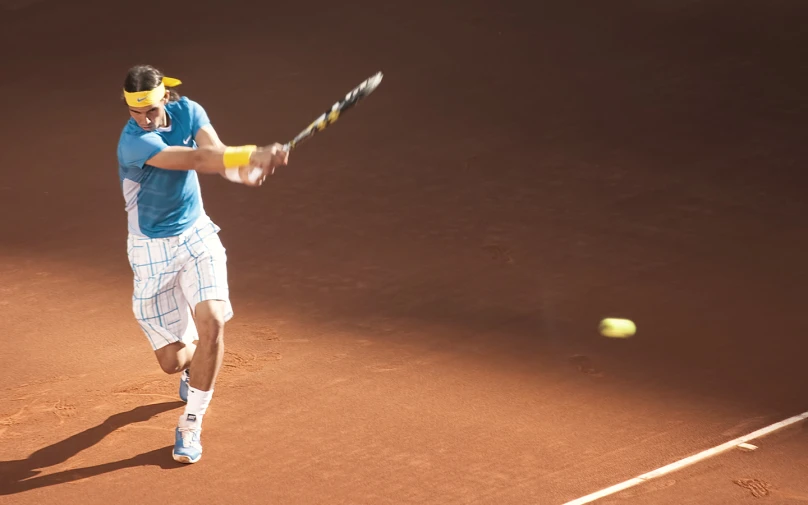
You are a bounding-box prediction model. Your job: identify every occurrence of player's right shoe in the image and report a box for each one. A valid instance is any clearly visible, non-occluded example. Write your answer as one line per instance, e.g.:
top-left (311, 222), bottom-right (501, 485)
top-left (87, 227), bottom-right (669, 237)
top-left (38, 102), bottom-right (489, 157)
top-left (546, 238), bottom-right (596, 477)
top-left (179, 369), bottom-right (190, 403)
top-left (172, 414), bottom-right (202, 464)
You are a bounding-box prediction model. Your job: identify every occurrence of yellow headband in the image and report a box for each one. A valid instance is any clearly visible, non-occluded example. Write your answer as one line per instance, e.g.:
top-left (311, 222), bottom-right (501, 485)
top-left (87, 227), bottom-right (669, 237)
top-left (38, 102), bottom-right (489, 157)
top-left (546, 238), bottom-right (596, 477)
top-left (124, 76), bottom-right (182, 107)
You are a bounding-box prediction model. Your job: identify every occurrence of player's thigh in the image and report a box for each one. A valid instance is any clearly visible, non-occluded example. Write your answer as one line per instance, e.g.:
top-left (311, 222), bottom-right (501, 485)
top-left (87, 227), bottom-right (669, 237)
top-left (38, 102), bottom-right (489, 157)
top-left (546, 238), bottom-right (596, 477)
top-left (178, 227), bottom-right (234, 326)
top-left (128, 235), bottom-right (198, 351)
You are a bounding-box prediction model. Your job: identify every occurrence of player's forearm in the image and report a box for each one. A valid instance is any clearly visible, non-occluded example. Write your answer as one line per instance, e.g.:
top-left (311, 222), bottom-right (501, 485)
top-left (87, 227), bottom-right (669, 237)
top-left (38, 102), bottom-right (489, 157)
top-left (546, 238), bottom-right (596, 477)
top-left (193, 146), bottom-right (255, 175)
top-left (147, 145), bottom-right (256, 175)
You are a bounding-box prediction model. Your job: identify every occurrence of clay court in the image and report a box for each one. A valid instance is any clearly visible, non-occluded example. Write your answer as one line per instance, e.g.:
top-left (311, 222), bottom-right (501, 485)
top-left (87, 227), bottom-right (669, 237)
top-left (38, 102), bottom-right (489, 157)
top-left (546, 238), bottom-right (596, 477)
top-left (2, 0), bottom-right (808, 503)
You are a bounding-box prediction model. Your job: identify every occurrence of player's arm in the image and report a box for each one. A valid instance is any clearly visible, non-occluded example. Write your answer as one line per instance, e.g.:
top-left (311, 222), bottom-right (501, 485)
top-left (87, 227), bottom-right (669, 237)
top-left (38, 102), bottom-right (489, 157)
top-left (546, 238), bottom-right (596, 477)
top-left (147, 102), bottom-right (249, 177)
top-left (195, 124), bottom-right (226, 149)
top-left (192, 124), bottom-right (234, 181)
top-left (145, 144), bottom-right (247, 174)
top-left (143, 142), bottom-right (286, 186)
top-left (140, 101), bottom-right (287, 182)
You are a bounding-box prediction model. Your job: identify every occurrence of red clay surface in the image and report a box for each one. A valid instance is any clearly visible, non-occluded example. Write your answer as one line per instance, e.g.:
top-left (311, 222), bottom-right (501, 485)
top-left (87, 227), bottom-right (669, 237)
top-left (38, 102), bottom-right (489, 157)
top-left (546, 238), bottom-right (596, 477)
top-left (1, 0), bottom-right (808, 503)
top-left (607, 423), bottom-right (808, 504)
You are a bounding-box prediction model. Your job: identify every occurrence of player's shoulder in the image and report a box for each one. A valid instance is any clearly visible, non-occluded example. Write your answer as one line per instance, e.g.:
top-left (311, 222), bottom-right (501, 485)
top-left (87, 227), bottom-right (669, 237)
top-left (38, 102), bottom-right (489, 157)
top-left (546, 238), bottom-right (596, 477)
top-left (166, 96), bottom-right (208, 125)
top-left (117, 120), bottom-right (165, 165)
top-left (166, 96), bottom-right (205, 114)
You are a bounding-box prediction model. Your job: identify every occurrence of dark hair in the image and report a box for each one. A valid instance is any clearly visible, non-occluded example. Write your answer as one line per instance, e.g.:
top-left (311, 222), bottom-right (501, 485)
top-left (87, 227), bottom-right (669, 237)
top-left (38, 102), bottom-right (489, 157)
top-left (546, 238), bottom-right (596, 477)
top-left (123, 64), bottom-right (180, 102)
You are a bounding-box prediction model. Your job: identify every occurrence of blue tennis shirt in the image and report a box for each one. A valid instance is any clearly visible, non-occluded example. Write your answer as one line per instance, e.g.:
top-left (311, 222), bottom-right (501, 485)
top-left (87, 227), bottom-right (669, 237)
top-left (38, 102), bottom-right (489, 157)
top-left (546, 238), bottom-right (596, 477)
top-left (117, 97), bottom-right (211, 238)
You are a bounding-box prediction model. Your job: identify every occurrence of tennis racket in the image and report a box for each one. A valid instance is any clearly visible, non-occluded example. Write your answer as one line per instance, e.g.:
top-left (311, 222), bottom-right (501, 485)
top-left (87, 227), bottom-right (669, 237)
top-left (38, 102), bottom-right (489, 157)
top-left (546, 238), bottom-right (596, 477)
top-left (248, 71), bottom-right (384, 181)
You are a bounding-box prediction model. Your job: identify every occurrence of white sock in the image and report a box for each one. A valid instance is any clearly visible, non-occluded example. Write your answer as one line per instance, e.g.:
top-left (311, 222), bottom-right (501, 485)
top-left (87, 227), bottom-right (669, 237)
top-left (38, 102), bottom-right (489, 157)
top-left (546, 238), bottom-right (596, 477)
top-left (180, 387), bottom-right (213, 428)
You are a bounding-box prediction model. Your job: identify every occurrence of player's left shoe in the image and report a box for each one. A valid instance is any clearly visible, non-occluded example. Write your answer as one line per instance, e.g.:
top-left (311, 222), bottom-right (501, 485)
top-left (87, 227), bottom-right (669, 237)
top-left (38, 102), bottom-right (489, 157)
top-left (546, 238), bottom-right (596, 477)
top-left (173, 416), bottom-right (202, 464)
top-left (179, 369), bottom-right (190, 403)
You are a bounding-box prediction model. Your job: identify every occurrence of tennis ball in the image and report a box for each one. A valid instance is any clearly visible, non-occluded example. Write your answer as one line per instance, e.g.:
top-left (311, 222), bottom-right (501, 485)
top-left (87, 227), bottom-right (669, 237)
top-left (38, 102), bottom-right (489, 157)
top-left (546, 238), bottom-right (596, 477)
top-left (599, 318), bottom-right (636, 338)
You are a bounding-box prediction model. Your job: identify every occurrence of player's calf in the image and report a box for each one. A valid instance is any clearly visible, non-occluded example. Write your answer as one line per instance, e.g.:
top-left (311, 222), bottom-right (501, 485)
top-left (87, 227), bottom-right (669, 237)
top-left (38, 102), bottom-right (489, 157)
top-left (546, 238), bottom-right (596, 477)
top-left (153, 341), bottom-right (195, 402)
top-left (174, 300), bottom-right (226, 464)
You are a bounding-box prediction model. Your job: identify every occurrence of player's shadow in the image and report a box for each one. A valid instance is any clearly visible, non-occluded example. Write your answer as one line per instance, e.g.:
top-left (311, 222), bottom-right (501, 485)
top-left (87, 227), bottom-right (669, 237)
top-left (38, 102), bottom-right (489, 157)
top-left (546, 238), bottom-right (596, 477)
top-left (0, 401), bottom-right (185, 495)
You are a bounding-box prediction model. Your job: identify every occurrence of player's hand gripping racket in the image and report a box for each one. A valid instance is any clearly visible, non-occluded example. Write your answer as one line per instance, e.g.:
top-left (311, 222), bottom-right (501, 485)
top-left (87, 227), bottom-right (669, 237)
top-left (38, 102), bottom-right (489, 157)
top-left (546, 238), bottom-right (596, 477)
top-left (248, 71), bottom-right (384, 182)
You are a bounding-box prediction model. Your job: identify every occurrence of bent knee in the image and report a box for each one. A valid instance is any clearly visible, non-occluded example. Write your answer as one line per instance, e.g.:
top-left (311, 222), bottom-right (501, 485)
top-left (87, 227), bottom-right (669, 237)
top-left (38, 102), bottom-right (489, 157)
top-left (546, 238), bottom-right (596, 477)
top-left (158, 360), bottom-right (183, 375)
top-left (195, 300), bottom-right (227, 337)
top-left (156, 354), bottom-right (184, 374)
top-left (154, 342), bottom-right (191, 374)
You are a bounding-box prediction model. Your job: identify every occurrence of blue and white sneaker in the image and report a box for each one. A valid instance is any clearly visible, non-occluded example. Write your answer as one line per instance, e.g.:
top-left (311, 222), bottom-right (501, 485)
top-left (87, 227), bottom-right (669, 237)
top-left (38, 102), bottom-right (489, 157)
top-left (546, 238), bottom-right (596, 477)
top-left (173, 414), bottom-right (202, 464)
top-left (179, 369), bottom-right (190, 403)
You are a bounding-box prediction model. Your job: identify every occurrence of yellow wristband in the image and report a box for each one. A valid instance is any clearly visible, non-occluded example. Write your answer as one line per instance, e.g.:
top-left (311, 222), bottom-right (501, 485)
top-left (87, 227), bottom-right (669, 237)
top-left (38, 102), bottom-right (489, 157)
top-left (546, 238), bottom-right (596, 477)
top-left (223, 145), bottom-right (257, 169)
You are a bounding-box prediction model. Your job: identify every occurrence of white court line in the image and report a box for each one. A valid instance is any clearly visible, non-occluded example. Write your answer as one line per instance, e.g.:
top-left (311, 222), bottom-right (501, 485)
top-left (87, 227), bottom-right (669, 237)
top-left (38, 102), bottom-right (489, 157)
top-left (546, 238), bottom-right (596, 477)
top-left (563, 410), bottom-right (808, 505)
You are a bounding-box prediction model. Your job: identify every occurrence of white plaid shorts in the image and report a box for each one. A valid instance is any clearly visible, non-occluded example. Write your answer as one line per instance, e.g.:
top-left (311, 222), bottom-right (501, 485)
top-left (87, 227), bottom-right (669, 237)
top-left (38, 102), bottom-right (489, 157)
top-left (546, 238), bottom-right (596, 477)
top-left (126, 216), bottom-right (234, 351)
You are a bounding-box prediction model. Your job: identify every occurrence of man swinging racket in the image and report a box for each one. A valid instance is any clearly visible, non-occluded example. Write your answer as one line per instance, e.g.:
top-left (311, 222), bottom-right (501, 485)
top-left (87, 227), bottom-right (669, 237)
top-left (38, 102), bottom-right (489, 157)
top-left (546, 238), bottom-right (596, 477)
top-left (117, 64), bottom-right (289, 464)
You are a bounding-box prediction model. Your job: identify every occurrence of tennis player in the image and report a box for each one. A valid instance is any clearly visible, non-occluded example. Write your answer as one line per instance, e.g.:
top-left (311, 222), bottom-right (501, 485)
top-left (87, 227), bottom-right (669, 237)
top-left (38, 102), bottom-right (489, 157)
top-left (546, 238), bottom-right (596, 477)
top-left (117, 64), bottom-right (288, 463)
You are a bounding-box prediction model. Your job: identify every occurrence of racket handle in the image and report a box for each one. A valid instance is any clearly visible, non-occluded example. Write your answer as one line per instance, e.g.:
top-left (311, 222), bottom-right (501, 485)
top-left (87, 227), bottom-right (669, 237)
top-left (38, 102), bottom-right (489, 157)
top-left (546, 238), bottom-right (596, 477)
top-left (247, 167), bottom-right (263, 184)
top-left (244, 142), bottom-right (292, 183)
